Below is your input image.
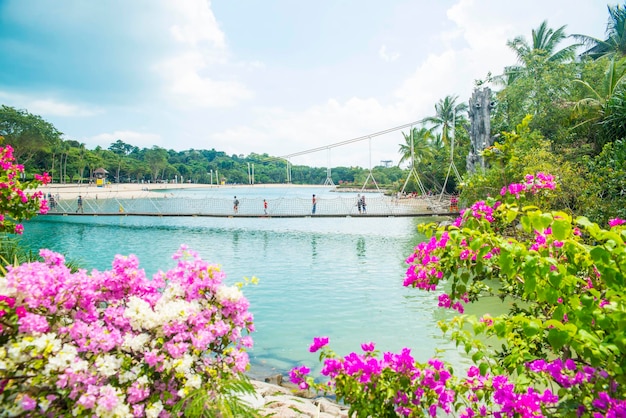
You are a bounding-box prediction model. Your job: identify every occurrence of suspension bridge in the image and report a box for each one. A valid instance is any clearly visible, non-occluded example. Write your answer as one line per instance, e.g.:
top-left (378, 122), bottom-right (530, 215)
top-left (44, 191), bottom-right (458, 218)
top-left (42, 118), bottom-right (463, 218)
top-left (278, 117), bottom-right (463, 198)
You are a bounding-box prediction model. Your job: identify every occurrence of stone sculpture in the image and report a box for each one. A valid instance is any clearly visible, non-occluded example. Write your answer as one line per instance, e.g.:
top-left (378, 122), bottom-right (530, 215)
top-left (467, 87), bottom-right (495, 173)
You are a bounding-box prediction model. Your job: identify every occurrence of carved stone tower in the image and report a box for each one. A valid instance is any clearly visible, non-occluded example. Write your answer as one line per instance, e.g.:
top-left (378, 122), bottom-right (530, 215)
top-left (467, 87), bottom-right (495, 173)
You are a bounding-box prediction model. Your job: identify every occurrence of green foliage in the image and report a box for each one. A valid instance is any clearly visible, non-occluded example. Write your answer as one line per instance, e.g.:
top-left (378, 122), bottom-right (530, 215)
top-left (174, 375), bottom-right (260, 418)
top-left (581, 139), bottom-right (626, 224)
top-left (294, 173), bottom-right (626, 416)
top-left (426, 185), bottom-right (626, 408)
top-left (0, 105), bottom-right (62, 165)
top-left (574, 3), bottom-right (626, 60)
top-left (461, 117), bottom-right (587, 213)
top-left (0, 235), bottom-right (35, 275)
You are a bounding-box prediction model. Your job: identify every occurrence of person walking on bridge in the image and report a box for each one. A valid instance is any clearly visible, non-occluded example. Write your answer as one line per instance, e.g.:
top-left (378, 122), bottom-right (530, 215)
top-left (76, 195), bottom-right (84, 213)
top-left (233, 196), bottom-right (239, 214)
top-left (312, 194), bottom-right (317, 215)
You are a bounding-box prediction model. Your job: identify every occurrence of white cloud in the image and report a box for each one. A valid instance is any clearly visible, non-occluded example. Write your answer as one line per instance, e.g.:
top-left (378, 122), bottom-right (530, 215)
top-left (28, 99), bottom-right (101, 118)
top-left (207, 96), bottom-right (413, 168)
top-left (378, 45), bottom-right (400, 62)
top-left (0, 91), bottom-right (101, 117)
top-left (201, 0), bottom-right (609, 170)
top-left (155, 52), bottom-right (254, 108)
top-left (166, 0), bottom-right (226, 48)
top-left (152, 1), bottom-right (254, 109)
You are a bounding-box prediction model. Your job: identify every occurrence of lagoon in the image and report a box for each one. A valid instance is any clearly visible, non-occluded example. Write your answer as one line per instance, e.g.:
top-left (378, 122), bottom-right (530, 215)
top-left (21, 187), bottom-right (468, 378)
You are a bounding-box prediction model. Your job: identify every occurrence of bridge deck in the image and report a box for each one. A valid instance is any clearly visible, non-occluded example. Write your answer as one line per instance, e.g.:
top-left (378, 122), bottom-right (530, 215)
top-left (43, 194), bottom-right (459, 219)
top-left (44, 212), bottom-right (459, 218)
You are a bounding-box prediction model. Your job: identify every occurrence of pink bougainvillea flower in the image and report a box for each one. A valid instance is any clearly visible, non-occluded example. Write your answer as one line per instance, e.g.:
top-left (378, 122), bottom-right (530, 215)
top-left (361, 342), bottom-right (376, 352)
top-left (309, 336), bottom-right (330, 353)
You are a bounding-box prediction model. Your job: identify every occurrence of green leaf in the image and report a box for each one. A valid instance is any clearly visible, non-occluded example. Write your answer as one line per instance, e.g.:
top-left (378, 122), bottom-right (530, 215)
top-left (494, 321), bottom-right (507, 338)
top-left (533, 213), bottom-right (553, 230)
top-left (505, 208), bottom-right (519, 224)
top-left (590, 247), bottom-right (609, 263)
top-left (552, 219), bottom-right (571, 240)
top-left (547, 328), bottom-right (571, 350)
top-left (479, 362), bottom-right (489, 376)
top-left (548, 272), bottom-right (562, 288)
top-left (524, 274), bottom-right (537, 294)
top-left (523, 320), bottom-right (542, 337)
top-left (544, 319), bottom-right (562, 329)
top-left (472, 351), bottom-right (484, 362)
top-left (500, 250), bottom-right (513, 277)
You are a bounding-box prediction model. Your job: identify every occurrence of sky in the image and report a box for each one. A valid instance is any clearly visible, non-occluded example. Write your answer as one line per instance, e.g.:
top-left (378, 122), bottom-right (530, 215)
top-left (0, 0), bottom-right (614, 168)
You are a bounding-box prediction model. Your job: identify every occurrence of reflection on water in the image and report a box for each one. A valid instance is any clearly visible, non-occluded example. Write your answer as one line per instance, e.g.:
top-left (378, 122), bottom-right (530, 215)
top-left (356, 237), bottom-right (366, 260)
top-left (21, 212), bottom-right (470, 377)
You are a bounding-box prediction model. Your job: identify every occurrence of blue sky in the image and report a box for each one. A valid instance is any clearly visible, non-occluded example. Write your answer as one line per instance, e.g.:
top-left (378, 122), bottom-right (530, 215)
top-left (0, 0), bottom-right (611, 167)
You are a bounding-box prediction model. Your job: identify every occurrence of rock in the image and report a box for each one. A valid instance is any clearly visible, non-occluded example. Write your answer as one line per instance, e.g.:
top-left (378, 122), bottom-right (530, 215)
top-left (316, 397), bottom-right (348, 416)
top-left (249, 379), bottom-right (349, 417)
top-left (264, 373), bottom-right (284, 386)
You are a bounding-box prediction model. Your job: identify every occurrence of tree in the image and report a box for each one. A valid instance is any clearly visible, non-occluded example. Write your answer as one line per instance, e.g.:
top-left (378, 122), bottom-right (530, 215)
top-left (60, 141), bottom-right (70, 184)
top-left (424, 95), bottom-right (468, 146)
top-left (507, 20), bottom-right (579, 69)
top-left (574, 3), bottom-right (626, 60)
top-left (108, 139), bottom-right (137, 183)
top-left (498, 21), bottom-right (579, 140)
top-left (143, 146), bottom-right (168, 182)
top-left (398, 126), bottom-right (434, 167)
top-left (0, 105), bottom-right (62, 165)
top-left (572, 56), bottom-right (626, 151)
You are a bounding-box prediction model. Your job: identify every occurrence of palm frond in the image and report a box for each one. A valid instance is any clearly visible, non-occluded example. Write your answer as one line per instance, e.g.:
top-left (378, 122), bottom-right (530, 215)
top-left (175, 374), bottom-right (261, 418)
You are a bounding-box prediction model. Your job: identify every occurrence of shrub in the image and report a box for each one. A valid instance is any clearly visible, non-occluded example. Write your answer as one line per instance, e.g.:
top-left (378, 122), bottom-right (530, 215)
top-left (292, 172), bottom-right (626, 417)
top-left (0, 246), bottom-right (256, 417)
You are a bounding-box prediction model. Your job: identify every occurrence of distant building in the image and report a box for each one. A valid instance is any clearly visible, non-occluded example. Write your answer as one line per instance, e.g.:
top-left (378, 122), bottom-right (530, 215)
top-left (94, 168), bottom-right (108, 187)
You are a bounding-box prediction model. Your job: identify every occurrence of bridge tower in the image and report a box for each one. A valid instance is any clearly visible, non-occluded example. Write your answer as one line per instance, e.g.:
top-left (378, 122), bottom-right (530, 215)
top-left (323, 147), bottom-right (335, 186)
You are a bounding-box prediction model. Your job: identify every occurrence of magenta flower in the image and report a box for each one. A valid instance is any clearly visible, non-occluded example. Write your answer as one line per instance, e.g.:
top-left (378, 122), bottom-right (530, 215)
top-left (608, 218), bottom-right (626, 227)
top-left (289, 365), bottom-right (311, 389)
top-left (34, 172), bottom-right (52, 184)
top-left (361, 342), bottom-right (376, 352)
top-left (15, 306), bottom-right (26, 318)
top-left (20, 394), bottom-right (36, 411)
top-left (309, 336), bottom-right (330, 352)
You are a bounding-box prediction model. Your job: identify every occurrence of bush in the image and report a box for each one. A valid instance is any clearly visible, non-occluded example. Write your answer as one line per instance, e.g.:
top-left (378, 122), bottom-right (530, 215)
top-left (292, 172), bottom-right (626, 417)
top-left (0, 246), bottom-right (256, 417)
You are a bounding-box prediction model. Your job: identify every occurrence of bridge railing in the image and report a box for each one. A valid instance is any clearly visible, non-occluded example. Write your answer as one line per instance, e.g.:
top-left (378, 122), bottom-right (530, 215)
top-left (47, 194), bottom-right (453, 217)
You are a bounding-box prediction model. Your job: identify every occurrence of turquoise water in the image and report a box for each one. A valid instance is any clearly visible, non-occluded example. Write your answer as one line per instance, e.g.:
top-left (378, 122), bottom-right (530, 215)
top-left (21, 187), bottom-right (468, 378)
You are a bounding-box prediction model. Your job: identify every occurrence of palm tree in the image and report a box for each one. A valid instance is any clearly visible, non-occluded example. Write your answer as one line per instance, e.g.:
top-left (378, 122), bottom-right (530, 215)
top-left (429, 132), bottom-right (445, 152)
top-left (398, 126), bottom-right (434, 167)
top-left (574, 4), bottom-right (626, 60)
top-left (424, 95), bottom-right (468, 146)
top-left (573, 56), bottom-right (626, 126)
top-left (60, 141), bottom-right (70, 184)
top-left (507, 20), bottom-right (579, 67)
top-left (502, 21), bottom-right (579, 128)
top-left (573, 56), bottom-right (626, 150)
